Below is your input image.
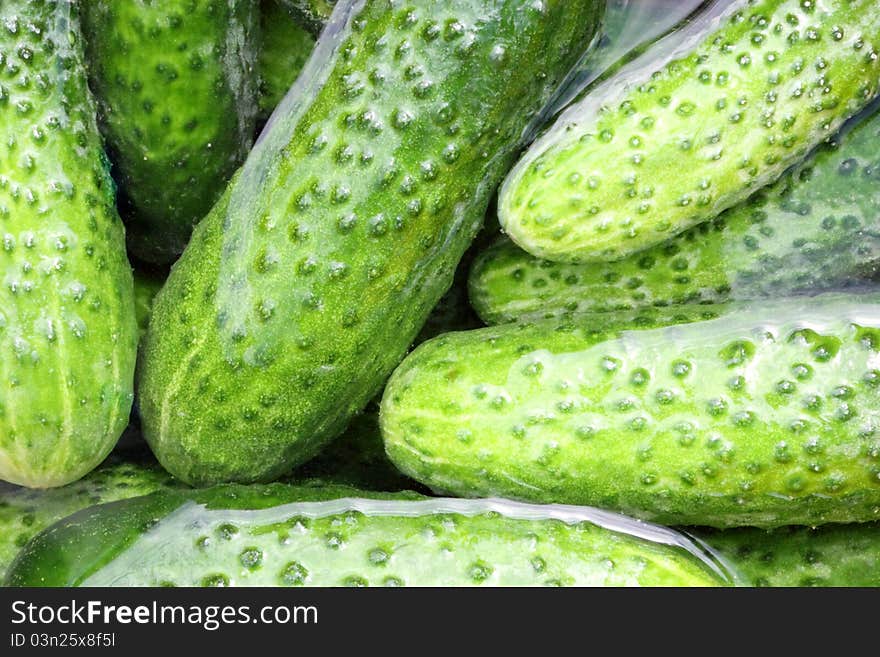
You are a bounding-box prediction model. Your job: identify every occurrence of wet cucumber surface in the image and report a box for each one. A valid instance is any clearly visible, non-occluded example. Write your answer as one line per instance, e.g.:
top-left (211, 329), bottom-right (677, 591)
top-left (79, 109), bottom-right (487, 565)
top-left (4, 485), bottom-right (730, 587)
top-left (0, 1), bottom-right (138, 489)
top-left (83, 0), bottom-right (260, 264)
top-left (471, 99), bottom-right (880, 324)
top-left (500, 0), bottom-right (880, 263)
top-left (382, 293), bottom-right (880, 528)
top-left (139, 0), bottom-right (604, 486)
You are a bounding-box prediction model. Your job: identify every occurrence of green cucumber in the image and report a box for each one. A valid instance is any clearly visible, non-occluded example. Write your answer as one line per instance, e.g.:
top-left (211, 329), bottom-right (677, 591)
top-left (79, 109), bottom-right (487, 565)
top-left (139, 0), bottom-right (604, 486)
top-left (133, 270), bottom-right (164, 341)
top-left (472, 101), bottom-right (880, 325)
top-left (500, 0), bottom-right (880, 263)
top-left (259, 0), bottom-right (315, 121)
top-left (277, 0), bottom-right (337, 36)
top-left (0, 1), bottom-right (138, 488)
top-left (82, 1), bottom-right (260, 265)
top-left (381, 293), bottom-right (880, 528)
top-left (695, 523), bottom-right (880, 587)
top-left (294, 404), bottom-right (424, 492)
top-left (0, 450), bottom-right (181, 581)
top-left (5, 484), bottom-right (732, 587)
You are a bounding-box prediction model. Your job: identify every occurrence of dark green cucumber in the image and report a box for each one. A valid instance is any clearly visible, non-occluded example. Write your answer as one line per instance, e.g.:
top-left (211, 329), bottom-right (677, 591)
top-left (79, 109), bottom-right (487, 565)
top-left (472, 100), bottom-right (880, 324)
top-left (294, 404), bottom-right (424, 492)
top-left (0, 450), bottom-right (181, 580)
top-left (277, 0), bottom-right (337, 36)
top-left (695, 523), bottom-right (880, 587)
top-left (381, 293), bottom-right (880, 528)
top-left (133, 270), bottom-right (164, 342)
top-left (83, 1), bottom-right (260, 265)
top-left (500, 0), bottom-right (880, 263)
top-left (0, 1), bottom-right (138, 488)
top-left (139, 0), bottom-right (604, 486)
top-left (5, 484), bottom-right (731, 587)
top-left (259, 0), bottom-right (315, 121)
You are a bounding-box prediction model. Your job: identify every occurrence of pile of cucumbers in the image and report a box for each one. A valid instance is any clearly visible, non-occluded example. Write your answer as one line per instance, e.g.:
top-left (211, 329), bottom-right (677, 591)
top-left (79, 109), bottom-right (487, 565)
top-left (1, 0), bottom-right (879, 587)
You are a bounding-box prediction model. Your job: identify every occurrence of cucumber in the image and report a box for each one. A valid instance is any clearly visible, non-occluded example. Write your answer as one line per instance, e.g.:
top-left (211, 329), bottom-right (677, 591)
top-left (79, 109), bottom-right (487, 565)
top-left (472, 101), bottom-right (880, 325)
top-left (133, 269), bottom-right (164, 341)
top-left (4, 484), bottom-right (732, 587)
top-left (381, 293), bottom-right (880, 528)
top-left (0, 1), bottom-right (138, 488)
top-left (0, 450), bottom-right (181, 581)
top-left (500, 0), bottom-right (880, 263)
top-left (139, 0), bottom-right (605, 486)
top-left (546, 0), bottom-right (710, 120)
top-left (295, 404), bottom-right (424, 492)
top-left (277, 0), bottom-right (337, 36)
top-left (694, 523), bottom-right (880, 587)
top-left (82, 1), bottom-right (260, 265)
top-left (259, 0), bottom-right (315, 121)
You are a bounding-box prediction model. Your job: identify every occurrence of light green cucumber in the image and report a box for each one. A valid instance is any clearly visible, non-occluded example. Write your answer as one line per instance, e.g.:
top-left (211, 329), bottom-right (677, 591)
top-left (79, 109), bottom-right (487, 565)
top-left (500, 0), bottom-right (880, 263)
top-left (82, 1), bottom-right (260, 265)
top-left (277, 0), bottom-right (337, 36)
top-left (0, 450), bottom-right (181, 581)
top-left (382, 293), bottom-right (880, 528)
top-left (5, 484), bottom-right (732, 587)
top-left (472, 100), bottom-right (880, 324)
top-left (139, 0), bottom-right (604, 486)
top-left (694, 523), bottom-right (880, 587)
top-left (0, 1), bottom-right (138, 488)
top-left (259, 0), bottom-right (315, 121)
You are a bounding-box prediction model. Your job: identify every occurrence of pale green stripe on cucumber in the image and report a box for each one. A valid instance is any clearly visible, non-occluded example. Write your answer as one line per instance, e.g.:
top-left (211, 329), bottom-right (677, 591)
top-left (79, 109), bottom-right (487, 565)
top-left (83, 1), bottom-right (260, 265)
top-left (5, 485), bottom-right (732, 587)
top-left (500, 0), bottom-right (880, 263)
top-left (692, 522), bottom-right (880, 587)
top-left (472, 99), bottom-right (880, 325)
top-left (139, 0), bottom-right (604, 486)
top-left (0, 1), bottom-right (138, 489)
top-left (381, 293), bottom-right (880, 528)
top-left (258, 0), bottom-right (316, 121)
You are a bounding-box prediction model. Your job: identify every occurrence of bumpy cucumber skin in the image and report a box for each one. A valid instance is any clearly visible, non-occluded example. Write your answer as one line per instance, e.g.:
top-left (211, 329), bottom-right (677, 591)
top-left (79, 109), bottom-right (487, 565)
top-left (139, 0), bottom-right (604, 486)
top-left (5, 485), bottom-right (724, 587)
top-left (382, 294), bottom-right (880, 528)
top-left (695, 523), bottom-right (880, 587)
top-left (259, 0), bottom-right (315, 121)
top-left (0, 451), bottom-right (180, 580)
top-left (500, 0), bottom-right (880, 263)
top-left (277, 0), bottom-right (337, 36)
top-left (82, 1), bottom-right (259, 265)
top-left (473, 101), bottom-right (880, 325)
top-left (0, 2), bottom-right (138, 488)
